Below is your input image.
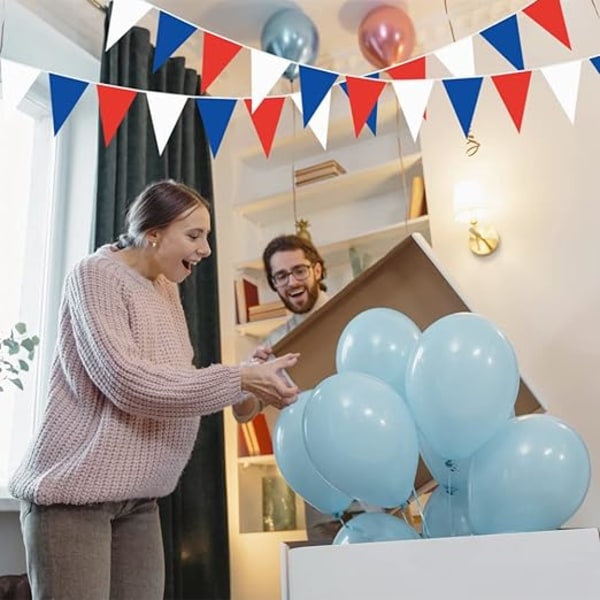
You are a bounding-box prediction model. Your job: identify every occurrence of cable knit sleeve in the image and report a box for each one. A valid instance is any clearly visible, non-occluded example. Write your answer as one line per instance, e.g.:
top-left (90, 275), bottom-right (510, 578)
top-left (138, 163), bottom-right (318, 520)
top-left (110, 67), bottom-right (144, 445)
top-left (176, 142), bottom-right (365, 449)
top-left (64, 256), bottom-right (244, 420)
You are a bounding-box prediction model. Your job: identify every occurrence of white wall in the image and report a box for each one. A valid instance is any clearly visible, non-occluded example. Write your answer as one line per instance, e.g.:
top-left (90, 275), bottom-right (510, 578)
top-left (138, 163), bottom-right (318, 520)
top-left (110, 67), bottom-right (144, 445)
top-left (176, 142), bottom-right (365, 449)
top-left (420, 0), bottom-right (600, 525)
top-left (0, 0), bottom-right (100, 575)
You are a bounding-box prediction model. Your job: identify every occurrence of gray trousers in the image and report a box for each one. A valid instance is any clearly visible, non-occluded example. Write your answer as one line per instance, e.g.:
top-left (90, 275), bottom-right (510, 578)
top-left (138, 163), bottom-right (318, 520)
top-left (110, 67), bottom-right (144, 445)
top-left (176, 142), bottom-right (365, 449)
top-left (20, 498), bottom-right (164, 600)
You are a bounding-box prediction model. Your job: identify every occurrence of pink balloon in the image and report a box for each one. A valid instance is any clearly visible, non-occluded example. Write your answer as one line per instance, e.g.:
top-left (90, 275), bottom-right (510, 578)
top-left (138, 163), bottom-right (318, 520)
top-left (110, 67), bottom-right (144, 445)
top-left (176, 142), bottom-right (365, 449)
top-left (358, 5), bottom-right (416, 69)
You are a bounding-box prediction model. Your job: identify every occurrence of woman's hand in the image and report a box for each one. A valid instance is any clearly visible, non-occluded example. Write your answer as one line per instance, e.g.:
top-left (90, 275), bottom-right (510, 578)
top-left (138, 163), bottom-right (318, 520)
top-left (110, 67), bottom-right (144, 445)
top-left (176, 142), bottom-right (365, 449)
top-left (240, 353), bottom-right (300, 409)
top-left (247, 344), bottom-right (273, 364)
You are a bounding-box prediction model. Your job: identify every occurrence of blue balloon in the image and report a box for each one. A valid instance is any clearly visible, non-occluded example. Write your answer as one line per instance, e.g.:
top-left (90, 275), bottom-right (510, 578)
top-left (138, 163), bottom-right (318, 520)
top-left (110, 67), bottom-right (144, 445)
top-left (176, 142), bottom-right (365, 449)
top-left (468, 415), bottom-right (591, 534)
top-left (261, 8), bottom-right (319, 81)
top-left (336, 308), bottom-right (421, 398)
top-left (419, 431), bottom-right (470, 493)
top-left (303, 372), bottom-right (419, 508)
top-left (405, 312), bottom-right (519, 459)
top-left (333, 512), bottom-right (420, 545)
top-left (273, 391), bottom-right (352, 517)
top-left (422, 486), bottom-right (473, 538)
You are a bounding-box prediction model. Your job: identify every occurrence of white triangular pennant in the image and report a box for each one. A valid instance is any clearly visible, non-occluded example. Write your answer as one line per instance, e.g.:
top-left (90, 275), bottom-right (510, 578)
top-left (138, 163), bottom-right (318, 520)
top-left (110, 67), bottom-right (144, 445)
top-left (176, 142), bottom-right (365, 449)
top-left (105, 0), bottom-right (153, 51)
top-left (291, 90), bottom-right (331, 150)
top-left (391, 79), bottom-right (434, 142)
top-left (434, 36), bottom-right (475, 77)
top-left (0, 59), bottom-right (40, 108)
top-left (541, 60), bottom-right (582, 124)
top-left (250, 49), bottom-right (290, 112)
top-left (146, 91), bottom-right (188, 155)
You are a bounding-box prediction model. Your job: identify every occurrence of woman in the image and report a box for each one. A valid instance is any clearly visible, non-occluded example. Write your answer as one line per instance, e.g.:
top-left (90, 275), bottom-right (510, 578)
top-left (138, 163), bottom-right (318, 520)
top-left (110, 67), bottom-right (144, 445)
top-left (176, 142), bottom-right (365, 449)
top-left (9, 180), bottom-right (299, 600)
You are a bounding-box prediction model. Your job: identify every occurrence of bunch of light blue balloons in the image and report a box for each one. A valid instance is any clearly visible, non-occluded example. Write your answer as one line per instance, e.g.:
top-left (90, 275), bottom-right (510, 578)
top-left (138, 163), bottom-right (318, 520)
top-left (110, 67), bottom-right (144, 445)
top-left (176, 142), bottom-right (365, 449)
top-left (273, 308), bottom-right (591, 544)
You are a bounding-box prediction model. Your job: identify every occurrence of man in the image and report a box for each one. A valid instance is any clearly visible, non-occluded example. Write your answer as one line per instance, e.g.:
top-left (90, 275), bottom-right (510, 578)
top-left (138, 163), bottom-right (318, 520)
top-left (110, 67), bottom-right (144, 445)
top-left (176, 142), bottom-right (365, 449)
top-left (253, 234), bottom-right (356, 541)
top-left (261, 234), bottom-right (329, 348)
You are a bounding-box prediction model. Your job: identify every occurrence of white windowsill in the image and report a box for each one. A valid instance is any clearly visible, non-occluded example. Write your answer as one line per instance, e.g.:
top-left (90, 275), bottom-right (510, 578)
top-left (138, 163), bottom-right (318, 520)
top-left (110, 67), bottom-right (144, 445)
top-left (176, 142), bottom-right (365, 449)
top-left (0, 487), bottom-right (20, 511)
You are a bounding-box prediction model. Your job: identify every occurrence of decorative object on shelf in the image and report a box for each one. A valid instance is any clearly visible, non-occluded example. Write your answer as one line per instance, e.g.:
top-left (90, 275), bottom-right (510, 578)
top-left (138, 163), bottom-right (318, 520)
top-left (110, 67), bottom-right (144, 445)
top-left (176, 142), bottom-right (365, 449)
top-left (294, 160), bottom-right (346, 187)
top-left (262, 474), bottom-right (297, 531)
top-left (0, 322), bottom-right (39, 393)
top-left (295, 218), bottom-right (312, 241)
top-left (358, 5), bottom-right (416, 70)
top-left (348, 247), bottom-right (373, 278)
top-left (260, 7), bottom-right (319, 82)
top-left (453, 180), bottom-right (500, 256)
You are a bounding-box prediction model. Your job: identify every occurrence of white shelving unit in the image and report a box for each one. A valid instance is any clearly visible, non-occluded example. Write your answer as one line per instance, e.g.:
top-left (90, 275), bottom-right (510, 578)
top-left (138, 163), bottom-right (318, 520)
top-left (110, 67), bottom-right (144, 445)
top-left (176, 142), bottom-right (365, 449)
top-left (214, 90), bottom-right (431, 600)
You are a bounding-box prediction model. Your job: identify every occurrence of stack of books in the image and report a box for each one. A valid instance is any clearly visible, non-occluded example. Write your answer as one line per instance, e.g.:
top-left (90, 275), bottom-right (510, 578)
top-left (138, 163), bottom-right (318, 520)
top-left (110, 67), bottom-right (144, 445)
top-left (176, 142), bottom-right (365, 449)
top-left (238, 413), bottom-right (273, 457)
top-left (248, 300), bottom-right (288, 322)
top-left (294, 159), bottom-right (346, 187)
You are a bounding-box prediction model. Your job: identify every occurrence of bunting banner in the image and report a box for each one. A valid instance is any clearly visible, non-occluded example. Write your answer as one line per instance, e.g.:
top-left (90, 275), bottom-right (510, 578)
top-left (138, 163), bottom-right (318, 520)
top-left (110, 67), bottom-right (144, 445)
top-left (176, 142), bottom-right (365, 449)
top-left (5, 0), bottom-right (596, 156)
top-left (102, 0), bottom-right (574, 93)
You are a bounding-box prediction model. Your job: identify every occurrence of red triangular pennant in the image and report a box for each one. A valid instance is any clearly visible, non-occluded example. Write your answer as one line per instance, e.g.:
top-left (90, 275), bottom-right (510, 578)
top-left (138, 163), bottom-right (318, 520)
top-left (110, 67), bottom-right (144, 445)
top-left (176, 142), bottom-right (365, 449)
top-left (345, 76), bottom-right (386, 137)
top-left (523, 0), bottom-right (571, 50)
top-left (491, 71), bottom-right (532, 132)
top-left (244, 97), bottom-right (285, 158)
top-left (96, 84), bottom-right (137, 146)
top-left (385, 57), bottom-right (426, 80)
top-left (201, 32), bottom-right (243, 93)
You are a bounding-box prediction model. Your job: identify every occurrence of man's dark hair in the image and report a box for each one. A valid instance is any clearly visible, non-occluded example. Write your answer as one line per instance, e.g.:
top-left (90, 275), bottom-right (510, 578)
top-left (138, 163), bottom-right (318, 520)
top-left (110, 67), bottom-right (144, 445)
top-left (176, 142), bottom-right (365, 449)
top-left (262, 234), bottom-right (327, 292)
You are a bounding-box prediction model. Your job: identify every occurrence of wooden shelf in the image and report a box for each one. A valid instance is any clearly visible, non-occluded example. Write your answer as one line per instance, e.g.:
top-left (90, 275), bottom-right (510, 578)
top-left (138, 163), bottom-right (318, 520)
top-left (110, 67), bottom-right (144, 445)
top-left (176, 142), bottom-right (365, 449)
top-left (237, 454), bottom-right (276, 468)
top-left (233, 153), bottom-right (422, 227)
top-left (235, 216), bottom-right (430, 274)
top-left (236, 316), bottom-right (289, 338)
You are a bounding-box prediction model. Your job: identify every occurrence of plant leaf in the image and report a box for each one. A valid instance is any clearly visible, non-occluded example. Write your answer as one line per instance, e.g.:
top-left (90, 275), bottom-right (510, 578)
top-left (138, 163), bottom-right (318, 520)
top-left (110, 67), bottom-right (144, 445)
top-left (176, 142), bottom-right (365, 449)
top-left (18, 360), bottom-right (29, 371)
top-left (32, 336), bottom-right (40, 345)
top-left (15, 322), bottom-right (27, 334)
top-left (21, 339), bottom-right (34, 352)
top-left (9, 378), bottom-right (23, 390)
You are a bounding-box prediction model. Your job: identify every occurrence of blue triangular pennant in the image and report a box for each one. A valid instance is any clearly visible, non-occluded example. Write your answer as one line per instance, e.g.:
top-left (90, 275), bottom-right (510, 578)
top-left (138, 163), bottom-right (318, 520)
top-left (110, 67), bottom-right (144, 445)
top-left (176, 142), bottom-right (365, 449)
top-left (442, 77), bottom-right (483, 138)
top-left (298, 65), bottom-right (338, 127)
top-left (48, 73), bottom-right (89, 135)
top-left (153, 11), bottom-right (197, 73)
top-left (480, 15), bottom-right (524, 71)
top-left (590, 56), bottom-right (600, 75)
top-left (195, 97), bottom-right (237, 158)
top-left (340, 72), bottom-right (379, 135)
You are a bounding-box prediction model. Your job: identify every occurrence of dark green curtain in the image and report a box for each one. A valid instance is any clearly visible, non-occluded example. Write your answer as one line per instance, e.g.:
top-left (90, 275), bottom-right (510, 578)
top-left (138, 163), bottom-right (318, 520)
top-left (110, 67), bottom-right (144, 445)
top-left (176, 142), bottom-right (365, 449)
top-left (94, 12), bottom-right (230, 600)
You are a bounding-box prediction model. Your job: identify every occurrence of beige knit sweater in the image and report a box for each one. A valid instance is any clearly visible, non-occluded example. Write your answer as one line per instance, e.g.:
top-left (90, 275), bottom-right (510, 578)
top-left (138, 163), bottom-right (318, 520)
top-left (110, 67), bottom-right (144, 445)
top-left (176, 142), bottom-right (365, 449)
top-left (9, 245), bottom-right (243, 505)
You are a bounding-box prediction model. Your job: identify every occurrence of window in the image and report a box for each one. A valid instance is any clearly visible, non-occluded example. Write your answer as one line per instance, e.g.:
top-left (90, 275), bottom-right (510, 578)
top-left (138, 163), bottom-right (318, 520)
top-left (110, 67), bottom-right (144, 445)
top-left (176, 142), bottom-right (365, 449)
top-left (0, 91), bottom-right (56, 493)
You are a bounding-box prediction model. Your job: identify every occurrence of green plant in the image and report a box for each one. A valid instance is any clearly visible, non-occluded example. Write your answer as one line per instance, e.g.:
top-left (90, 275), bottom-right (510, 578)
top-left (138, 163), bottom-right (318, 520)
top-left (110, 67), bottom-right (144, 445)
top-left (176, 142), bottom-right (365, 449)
top-left (0, 323), bottom-right (40, 392)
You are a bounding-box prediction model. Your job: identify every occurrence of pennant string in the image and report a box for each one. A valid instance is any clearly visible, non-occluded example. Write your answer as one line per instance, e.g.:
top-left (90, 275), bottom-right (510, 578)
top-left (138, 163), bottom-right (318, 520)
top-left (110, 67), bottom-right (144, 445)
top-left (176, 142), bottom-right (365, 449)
top-left (394, 103), bottom-right (411, 223)
top-left (444, 0), bottom-right (457, 43)
top-left (289, 80), bottom-right (299, 231)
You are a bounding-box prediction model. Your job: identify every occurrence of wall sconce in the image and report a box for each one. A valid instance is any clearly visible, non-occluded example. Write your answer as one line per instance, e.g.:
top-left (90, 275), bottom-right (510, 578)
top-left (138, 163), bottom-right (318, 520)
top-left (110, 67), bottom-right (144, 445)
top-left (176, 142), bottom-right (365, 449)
top-left (453, 180), bottom-right (500, 256)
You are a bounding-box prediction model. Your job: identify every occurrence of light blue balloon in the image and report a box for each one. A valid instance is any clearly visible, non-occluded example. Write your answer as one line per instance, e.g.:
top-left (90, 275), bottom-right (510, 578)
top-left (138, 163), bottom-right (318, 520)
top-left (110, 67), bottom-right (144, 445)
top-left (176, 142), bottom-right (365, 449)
top-left (273, 390), bottom-right (352, 517)
top-left (405, 312), bottom-right (519, 460)
top-left (419, 431), bottom-right (470, 493)
top-left (260, 8), bottom-right (319, 81)
top-left (468, 414), bottom-right (591, 534)
top-left (333, 512), bottom-right (420, 545)
top-left (422, 486), bottom-right (473, 538)
top-left (336, 308), bottom-right (421, 397)
top-left (303, 372), bottom-right (419, 508)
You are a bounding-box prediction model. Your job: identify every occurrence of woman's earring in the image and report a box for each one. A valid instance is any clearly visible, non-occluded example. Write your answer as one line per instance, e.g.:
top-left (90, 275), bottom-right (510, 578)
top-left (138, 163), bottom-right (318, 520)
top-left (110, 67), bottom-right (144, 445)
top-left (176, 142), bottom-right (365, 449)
top-left (151, 240), bottom-right (157, 248)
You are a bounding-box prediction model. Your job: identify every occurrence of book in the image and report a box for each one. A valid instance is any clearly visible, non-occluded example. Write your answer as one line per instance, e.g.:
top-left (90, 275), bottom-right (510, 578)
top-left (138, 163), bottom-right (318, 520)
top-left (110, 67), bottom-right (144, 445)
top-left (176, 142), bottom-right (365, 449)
top-left (238, 422), bottom-right (251, 458)
top-left (408, 175), bottom-right (427, 219)
top-left (234, 278), bottom-right (259, 324)
top-left (241, 413), bottom-right (273, 456)
top-left (248, 300), bottom-right (287, 321)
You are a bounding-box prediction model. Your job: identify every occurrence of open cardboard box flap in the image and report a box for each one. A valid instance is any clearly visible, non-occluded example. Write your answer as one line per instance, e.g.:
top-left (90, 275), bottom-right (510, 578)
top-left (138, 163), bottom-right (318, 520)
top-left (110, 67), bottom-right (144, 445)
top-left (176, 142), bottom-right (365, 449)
top-left (273, 234), bottom-right (543, 490)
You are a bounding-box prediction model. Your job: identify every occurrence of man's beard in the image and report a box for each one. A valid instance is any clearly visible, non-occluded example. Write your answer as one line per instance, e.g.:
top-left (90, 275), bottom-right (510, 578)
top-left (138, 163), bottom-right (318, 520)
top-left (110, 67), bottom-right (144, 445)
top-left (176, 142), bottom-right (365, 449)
top-left (280, 280), bottom-right (320, 315)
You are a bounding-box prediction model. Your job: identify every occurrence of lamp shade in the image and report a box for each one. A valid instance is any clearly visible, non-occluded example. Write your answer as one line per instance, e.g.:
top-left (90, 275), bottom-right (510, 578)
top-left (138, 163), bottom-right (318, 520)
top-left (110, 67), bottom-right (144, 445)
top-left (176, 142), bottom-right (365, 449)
top-left (453, 180), bottom-right (486, 223)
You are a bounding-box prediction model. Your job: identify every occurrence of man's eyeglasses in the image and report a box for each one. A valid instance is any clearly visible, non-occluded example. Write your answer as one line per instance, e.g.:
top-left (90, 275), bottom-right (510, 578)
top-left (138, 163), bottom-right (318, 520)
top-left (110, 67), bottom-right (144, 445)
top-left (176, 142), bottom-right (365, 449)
top-left (271, 264), bottom-right (313, 287)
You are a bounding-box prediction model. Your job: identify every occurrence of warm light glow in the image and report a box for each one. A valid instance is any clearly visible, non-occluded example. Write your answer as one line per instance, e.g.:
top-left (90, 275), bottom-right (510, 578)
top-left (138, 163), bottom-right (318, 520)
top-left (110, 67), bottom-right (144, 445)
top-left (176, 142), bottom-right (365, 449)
top-left (453, 180), bottom-right (486, 223)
